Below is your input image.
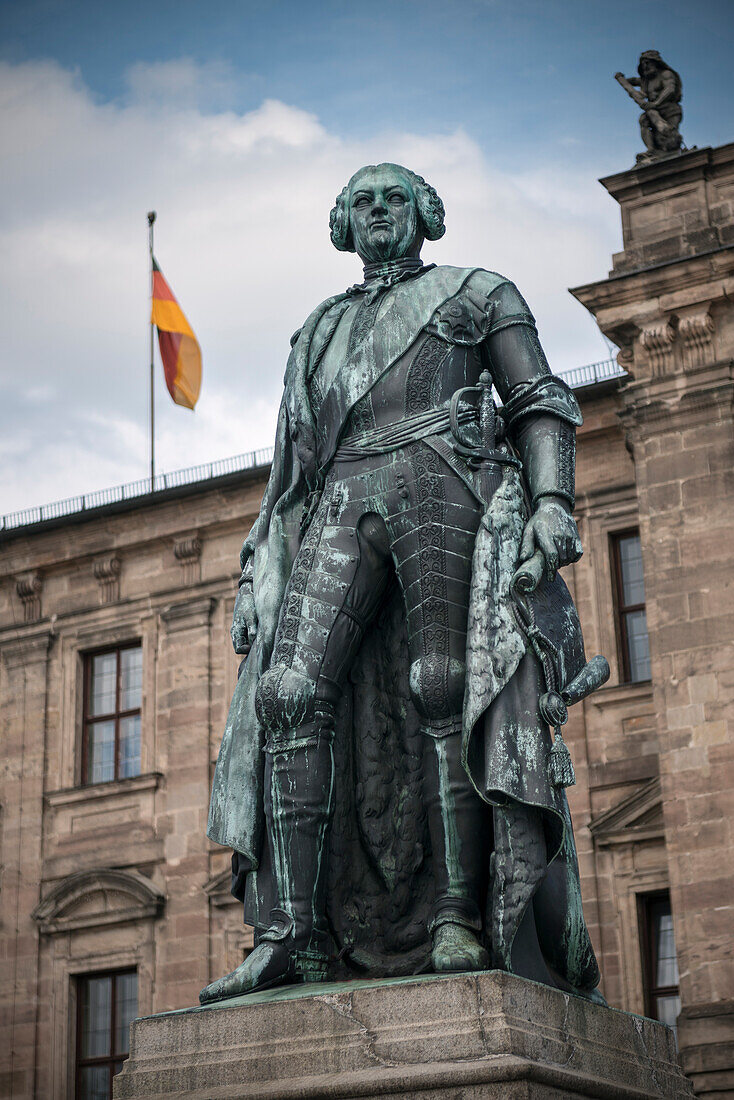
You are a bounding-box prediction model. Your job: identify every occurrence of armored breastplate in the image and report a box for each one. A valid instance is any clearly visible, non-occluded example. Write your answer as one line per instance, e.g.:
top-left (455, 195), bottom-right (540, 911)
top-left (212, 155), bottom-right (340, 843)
top-left (341, 287), bottom-right (489, 443)
top-left (301, 267), bottom-right (509, 472)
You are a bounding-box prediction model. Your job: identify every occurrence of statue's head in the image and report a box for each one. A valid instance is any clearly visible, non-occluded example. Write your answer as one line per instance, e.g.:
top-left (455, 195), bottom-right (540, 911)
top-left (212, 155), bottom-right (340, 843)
top-left (638, 50), bottom-right (665, 78)
top-left (330, 163), bottom-right (445, 264)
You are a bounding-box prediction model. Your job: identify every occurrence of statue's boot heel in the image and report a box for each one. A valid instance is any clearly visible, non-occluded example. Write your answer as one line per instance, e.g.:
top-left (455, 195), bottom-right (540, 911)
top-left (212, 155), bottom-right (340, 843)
top-left (423, 728), bottom-right (490, 974)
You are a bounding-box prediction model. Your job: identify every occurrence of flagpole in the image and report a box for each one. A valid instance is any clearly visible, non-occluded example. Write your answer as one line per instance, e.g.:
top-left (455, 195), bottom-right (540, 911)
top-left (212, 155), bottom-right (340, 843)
top-left (147, 210), bottom-right (157, 491)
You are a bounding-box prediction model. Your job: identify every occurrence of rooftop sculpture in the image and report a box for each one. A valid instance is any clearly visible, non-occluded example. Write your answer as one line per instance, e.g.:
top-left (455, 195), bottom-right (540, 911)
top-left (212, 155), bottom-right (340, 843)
top-left (616, 50), bottom-right (684, 163)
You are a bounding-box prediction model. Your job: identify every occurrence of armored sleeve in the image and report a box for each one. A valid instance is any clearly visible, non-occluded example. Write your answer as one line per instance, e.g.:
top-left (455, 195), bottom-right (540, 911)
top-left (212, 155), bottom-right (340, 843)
top-left (479, 280), bottom-right (582, 510)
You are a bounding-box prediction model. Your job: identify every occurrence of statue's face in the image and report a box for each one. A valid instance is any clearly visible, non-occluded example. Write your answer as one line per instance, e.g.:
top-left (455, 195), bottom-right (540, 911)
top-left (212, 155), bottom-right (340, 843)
top-left (348, 166), bottom-right (420, 264)
top-left (639, 59), bottom-right (656, 79)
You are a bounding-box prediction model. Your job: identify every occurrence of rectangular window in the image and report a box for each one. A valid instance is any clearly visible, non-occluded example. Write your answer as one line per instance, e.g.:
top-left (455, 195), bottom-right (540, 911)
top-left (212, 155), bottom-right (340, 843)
top-left (76, 970), bottom-right (137, 1099)
top-left (83, 644), bottom-right (142, 784)
top-left (640, 893), bottom-right (681, 1038)
top-left (611, 531), bottom-right (651, 682)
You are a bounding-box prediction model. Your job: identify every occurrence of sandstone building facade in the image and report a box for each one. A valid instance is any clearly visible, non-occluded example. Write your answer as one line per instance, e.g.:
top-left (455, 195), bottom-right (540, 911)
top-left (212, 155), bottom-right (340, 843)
top-left (1, 143), bottom-right (733, 1098)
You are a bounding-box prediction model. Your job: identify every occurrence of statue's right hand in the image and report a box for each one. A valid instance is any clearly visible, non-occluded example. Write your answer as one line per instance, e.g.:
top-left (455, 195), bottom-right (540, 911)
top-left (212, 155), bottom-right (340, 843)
top-left (231, 585), bottom-right (258, 656)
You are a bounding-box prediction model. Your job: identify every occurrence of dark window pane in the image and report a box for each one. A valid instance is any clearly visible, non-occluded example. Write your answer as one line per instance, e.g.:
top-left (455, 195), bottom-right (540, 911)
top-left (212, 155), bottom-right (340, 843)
top-left (114, 972), bottom-right (138, 1055)
top-left (78, 1065), bottom-right (110, 1100)
top-left (625, 609), bottom-right (651, 682)
top-left (81, 976), bottom-right (111, 1058)
top-left (90, 653), bottom-right (117, 716)
top-left (118, 716), bottom-right (141, 779)
top-left (120, 647), bottom-right (142, 711)
top-left (618, 534), bottom-right (646, 606)
top-left (654, 910), bottom-right (680, 987)
top-left (87, 721), bottom-right (115, 784)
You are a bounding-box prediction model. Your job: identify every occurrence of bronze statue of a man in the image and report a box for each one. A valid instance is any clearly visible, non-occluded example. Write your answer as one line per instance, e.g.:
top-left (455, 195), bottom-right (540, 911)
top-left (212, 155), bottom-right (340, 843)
top-left (202, 163), bottom-right (605, 1004)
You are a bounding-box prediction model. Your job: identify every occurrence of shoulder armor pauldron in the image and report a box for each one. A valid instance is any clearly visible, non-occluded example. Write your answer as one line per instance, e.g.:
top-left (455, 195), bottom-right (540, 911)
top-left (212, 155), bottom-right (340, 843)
top-left (425, 282), bottom-right (499, 346)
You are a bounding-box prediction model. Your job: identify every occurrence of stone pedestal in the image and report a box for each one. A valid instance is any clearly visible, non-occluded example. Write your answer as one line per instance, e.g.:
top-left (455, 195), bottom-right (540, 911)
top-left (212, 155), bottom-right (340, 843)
top-left (114, 970), bottom-right (692, 1099)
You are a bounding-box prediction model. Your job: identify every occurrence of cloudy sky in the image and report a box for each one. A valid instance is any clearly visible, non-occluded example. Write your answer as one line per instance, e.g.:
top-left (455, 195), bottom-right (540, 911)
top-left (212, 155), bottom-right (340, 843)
top-left (1, 0), bottom-right (732, 516)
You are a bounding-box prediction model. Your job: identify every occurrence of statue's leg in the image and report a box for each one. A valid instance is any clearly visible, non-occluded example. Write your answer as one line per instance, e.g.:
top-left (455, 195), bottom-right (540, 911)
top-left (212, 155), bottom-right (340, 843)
top-left (390, 444), bottom-right (489, 972)
top-left (492, 801), bottom-right (553, 983)
top-left (200, 484), bottom-right (392, 1003)
top-left (639, 111), bottom-right (657, 152)
top-left (421, 729), bottom-right (490, 972)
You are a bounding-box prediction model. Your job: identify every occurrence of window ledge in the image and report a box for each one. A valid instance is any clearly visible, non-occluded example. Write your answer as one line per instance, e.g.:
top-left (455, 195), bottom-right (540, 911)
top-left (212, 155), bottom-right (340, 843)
top-left (590, 680), bottom-right (654, 707)
top-left (45, 772), bottom-right (162, 808)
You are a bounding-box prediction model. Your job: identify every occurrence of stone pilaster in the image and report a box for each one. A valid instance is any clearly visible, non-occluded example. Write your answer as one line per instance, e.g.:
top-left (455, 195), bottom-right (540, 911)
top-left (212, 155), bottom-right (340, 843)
top-left (571, 143), bottom-right (734, 1095)
top-left (155, 597), bottom-right (216, 1011)
top-left (0, 631), bottom-right (52, 1099)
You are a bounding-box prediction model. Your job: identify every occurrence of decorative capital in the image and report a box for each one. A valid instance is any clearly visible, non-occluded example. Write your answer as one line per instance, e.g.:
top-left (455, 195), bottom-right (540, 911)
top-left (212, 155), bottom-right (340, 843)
top-left (677, 306), bottom-right (715, 368)
top-left (173, 533), bottom-right (202, 585)
top-left (639, 320), bottom-right (676, 374)
top-left (173, 536), bottom-right (202, 562)
top-left (15, 571), bottom-right (42, 622)
top-left (93, 555), bottom-right (121, 604)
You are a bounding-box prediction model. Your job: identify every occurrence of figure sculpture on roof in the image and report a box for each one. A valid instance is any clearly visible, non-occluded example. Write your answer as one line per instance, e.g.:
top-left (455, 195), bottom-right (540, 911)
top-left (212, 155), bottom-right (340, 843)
top-left (615, 51), bottom-right (684, 163)
top-left (201, 162), bottom-right (609, 1005)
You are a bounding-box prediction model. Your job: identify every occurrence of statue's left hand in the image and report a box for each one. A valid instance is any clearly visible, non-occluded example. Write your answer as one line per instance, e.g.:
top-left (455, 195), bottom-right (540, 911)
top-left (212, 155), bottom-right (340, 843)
top-left (519, 497), bottom-right (583, 581)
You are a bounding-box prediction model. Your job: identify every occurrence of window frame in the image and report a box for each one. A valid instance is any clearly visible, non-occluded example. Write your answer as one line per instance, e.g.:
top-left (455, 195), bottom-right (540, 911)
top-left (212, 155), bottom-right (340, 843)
top-left (638, 890), bottom-right (680, 1025)
top-left (74, 967), bottom-right (137, 1099)
top-left (610, 528), bottom-right (651, 684)
top-left (81, 641), bottom-right (142, 785)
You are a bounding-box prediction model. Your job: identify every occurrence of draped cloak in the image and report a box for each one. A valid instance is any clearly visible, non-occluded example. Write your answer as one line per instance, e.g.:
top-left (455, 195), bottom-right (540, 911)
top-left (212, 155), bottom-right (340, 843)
top-left (207, 265), bottom-right (600, 993)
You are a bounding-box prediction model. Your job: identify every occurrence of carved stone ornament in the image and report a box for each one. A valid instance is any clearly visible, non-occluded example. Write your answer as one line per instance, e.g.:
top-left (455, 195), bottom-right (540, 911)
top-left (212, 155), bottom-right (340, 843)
top-left (173, 533), bottom-right (202, 585)
top-left (640, 319), bottom-right (676, 374)
top-left (678, 307), bottom-right (715, 368)
top-left (93, 554), bottom-right (121, 603)
top-left (15, 571), bottom-right (42, 622)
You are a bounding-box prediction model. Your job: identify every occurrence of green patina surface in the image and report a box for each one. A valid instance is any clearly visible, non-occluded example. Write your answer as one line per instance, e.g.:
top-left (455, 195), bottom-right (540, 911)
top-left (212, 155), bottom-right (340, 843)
top-left (201, 161), bottom-right (604, 1007)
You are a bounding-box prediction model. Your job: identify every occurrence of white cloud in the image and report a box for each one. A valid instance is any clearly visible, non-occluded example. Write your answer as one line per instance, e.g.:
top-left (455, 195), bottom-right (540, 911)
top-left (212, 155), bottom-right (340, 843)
top-left (0, 59), bottom-right (619, 516)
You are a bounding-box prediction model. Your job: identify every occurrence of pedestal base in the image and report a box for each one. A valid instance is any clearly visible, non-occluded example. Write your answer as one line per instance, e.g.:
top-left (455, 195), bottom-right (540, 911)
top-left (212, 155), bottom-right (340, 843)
top-left (114, 970), bottom-right (692, 1099)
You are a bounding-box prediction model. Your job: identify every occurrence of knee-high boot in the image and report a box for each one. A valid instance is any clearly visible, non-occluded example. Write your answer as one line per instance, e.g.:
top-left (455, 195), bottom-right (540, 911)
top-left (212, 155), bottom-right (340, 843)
top-left (263, 730), bottom-right (334, 977)
top-left (199, 728), bottom-right (334, 1002)
top-left (423, 729), bottom-right (490, 971)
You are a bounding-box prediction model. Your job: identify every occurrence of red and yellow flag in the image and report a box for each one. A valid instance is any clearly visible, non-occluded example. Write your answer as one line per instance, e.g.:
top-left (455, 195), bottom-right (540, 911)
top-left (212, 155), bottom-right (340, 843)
top-left (151, 258), bottom-right (201, 409)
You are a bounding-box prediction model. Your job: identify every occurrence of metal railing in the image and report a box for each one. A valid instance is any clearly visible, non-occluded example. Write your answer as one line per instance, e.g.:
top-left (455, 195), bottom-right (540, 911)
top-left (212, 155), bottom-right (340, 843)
top-left (0, 358), bottom-right (625, 534)
top-left (557, 357), bottom-right (625, 389)
top-left (1, 447), bottom-right (274, 532)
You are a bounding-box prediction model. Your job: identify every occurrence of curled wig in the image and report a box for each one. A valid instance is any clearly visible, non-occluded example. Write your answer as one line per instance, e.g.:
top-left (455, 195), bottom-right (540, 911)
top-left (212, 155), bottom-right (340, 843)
top-left (329, 163), bottom-right (446, 253)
